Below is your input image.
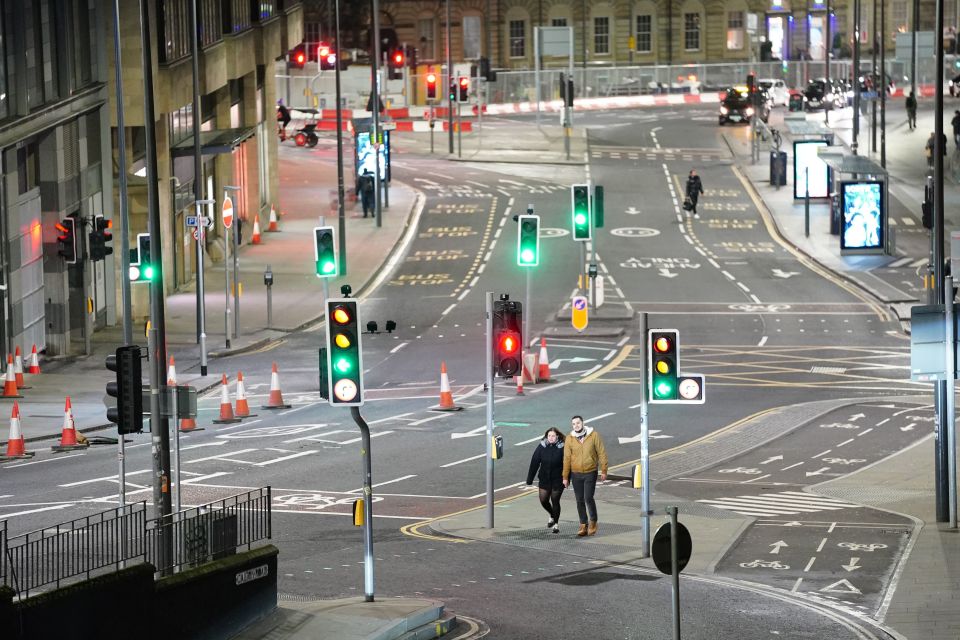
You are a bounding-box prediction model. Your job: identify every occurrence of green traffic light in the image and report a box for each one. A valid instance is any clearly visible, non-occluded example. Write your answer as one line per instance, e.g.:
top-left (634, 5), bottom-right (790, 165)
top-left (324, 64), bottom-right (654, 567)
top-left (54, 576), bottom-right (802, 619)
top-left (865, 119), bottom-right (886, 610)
top-left (654, 381), bottom-right (674, 398)
top-left (574, 213), bottom-right (587, 225)
top-left (334, 357), bottom-right (352, 374)
top-left (318, 260), bottom-right (336, 275)
top-left (520, 248), bottom-right (535, 264)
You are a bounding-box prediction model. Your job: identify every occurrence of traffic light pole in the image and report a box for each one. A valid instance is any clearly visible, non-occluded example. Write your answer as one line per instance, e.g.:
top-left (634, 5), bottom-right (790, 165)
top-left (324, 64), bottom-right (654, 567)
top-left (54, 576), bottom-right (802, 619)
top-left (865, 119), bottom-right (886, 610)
top-left (111, 0), bottom-right (133, 350)
top-left (446, 0), bottom-right (453, 154)
top-left (349, 407), bottom-right (375, 601)
top-left (334, 0), bottom-right (347, 276)
top-left (485, 291), bottom-right (495, 529)
top-left (935, 0), bottom-right (949, 523)
top-left (225, 185), bottom-right (242, 339)
top-left (639, 312), bottom-right (651, 558)
top-left (946, 278), bottom-right (957, 529)
top-left (371, 1), bottom-right (383, 230)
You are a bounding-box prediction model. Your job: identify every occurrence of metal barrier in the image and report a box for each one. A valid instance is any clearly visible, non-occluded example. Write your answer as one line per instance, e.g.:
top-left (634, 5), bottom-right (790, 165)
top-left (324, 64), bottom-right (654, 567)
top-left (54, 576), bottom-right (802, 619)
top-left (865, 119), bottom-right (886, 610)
top-left (0, 488), bottom-right (272, 596)
top-left (1, 503), bottom-right (148, 597)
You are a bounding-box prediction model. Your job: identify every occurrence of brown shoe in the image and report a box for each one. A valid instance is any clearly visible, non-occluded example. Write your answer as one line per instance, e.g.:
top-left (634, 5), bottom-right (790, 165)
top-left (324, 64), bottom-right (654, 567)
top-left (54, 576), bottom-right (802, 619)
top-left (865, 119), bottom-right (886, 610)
top-left (587, 521), bottom-right (598, 536)
top-left (577, 523), bottom-right (588, 537)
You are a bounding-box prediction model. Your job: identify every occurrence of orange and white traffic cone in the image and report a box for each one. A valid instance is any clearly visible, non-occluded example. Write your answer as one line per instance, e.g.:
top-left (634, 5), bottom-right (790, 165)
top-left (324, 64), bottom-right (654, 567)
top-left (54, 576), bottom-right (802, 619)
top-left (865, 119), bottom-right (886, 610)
top-left (13, 347), bottom-right (27, 389)
top-left (261, 362), bottom-right (292, 409)
top-left (515, 372), bottom-right (525, 395)
top-left (213, 374), bottom-right (241, 424)
top-left (538, 338), bottom-right (552, 383)
top-left (235, 371), bottom-right (256, 417)
top-left (167, 355), bottom-right (177, 386)
top-left (432, 361), bottom-right (462, 411)
top-left (2, 355), bottom-right (22, 398)
top-left (52, 396), bottom-right (88, 451)
top-left (27, 344), bottom-right (41, 375)
top-left (251, 216), bottom-right (262, 244)
top-left (267, 205), bottom-right (280, 232)
top-left (2, 402), bottom-right (34, 460)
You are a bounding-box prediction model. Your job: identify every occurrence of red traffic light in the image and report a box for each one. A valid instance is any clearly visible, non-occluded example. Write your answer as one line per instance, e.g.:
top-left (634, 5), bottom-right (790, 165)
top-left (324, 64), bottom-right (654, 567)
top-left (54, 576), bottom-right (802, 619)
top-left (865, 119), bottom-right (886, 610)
top-left (393, 51), bottom-right (404, 66)
top-left (319, 45), bottom-right (330, 58)
top-left (459, 77), bottom-right (470, 88)
top-left (499, 334), bottom-right (519, 354)
top-left (55, 222), bottom-right (69, 236)
top-left (427, 73), bottom-right (437, 84)
top-left (296, 52), bottom-right (305, 64)
top-left (653, 335), bottom-right (673, 353)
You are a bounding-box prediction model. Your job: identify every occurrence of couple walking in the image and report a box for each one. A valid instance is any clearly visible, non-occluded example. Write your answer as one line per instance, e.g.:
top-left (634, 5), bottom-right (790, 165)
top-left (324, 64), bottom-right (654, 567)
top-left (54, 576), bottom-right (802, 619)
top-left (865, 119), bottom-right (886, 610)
top-left (526, 416), bottom-right (608, 537)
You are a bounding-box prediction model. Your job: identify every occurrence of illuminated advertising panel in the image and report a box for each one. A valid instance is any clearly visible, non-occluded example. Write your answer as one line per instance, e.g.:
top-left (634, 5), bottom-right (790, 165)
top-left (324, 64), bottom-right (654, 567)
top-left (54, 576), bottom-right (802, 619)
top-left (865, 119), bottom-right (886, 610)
top-left (793, 139), bottom-right (831, 199)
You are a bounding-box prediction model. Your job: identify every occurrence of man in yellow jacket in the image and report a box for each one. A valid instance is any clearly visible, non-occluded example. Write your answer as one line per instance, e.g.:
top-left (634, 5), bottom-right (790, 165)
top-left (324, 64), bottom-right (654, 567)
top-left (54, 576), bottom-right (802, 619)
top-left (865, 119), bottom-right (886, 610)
top-left (562, 415), bottom-right (608, 537)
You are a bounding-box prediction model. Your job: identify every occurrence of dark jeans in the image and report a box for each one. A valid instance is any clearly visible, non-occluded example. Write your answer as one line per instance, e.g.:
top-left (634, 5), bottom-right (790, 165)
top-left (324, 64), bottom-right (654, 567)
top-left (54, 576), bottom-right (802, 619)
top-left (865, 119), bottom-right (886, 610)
top-left (360, 190), bottom-right (374, 216)
top-left (538, 487), bottom-right (564, 522)
top-left (571, 471), bottom-right (598, 524)
top-left (687, 195), bottom-right (698, 214)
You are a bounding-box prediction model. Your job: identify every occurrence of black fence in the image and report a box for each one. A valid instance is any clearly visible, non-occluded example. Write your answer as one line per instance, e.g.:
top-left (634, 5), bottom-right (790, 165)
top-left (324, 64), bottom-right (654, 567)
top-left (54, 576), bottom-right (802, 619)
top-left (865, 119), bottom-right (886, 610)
top-left (1, 488), bottom-right (271, 597)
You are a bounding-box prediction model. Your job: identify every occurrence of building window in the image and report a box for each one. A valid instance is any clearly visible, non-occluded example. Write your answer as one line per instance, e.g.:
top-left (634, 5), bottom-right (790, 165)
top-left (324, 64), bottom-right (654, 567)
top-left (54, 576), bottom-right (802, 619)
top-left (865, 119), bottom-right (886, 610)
top-left (17, 141), bottom-right (38, 195)
top-left (892, 1), bottom-right (907, 31)
top-left (224, 0), bottom-right (252, 34)
top-left (160, 0), bottom-right (191, 63)
top-left (684, 13), bottom-right (700, 51)
top-left (167, 104), bottom-right (194, 149)
top-left (463, 15), bottom-right (481, 59)
top-left (636, 14), bottom-right (652, 53)
top-left (552, 18), bottom-right (568, 27)
top-left (509, 19), bottom-right (525, 58)
top-left (418, 18), bottom-right (435, 59)
top-left (199, 0), bottom-right (222, 48)
top-left (727, 11), bottom-right (744, 50)
top-left (594, 16), bottom-right (610, 55)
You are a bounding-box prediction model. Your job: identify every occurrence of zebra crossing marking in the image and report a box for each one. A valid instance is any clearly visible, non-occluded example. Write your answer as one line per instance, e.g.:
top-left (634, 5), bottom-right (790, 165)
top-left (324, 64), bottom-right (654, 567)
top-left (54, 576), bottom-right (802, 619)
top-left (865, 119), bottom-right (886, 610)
top-left (697, 491), bottom-right (862, 517)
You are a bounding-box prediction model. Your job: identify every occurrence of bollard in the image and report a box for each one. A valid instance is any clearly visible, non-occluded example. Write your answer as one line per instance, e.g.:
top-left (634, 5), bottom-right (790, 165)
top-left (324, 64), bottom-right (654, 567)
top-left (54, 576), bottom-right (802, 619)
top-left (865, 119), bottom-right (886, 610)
top-left (264, 265), bottom-right (274, 330)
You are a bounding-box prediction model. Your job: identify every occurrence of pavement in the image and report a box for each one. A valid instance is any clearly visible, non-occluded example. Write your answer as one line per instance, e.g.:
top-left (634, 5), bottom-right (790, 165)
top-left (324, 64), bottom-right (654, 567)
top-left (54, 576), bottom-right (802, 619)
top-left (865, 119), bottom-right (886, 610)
top-left (3, 100), bottom-right (958, 639)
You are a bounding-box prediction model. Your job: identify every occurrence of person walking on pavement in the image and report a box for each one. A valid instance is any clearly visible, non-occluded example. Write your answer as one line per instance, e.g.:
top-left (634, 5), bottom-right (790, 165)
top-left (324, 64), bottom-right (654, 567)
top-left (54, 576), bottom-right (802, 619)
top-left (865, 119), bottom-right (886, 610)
top-left (952, 111), bottom-right (960, 150)
top-left (906, 91), bottom-right (917, 131)
top-left (526, 427), bottom-right (566, 534)
top-left (562, 415), bottom-right (608, 537)
top-left (926, 131), bottom-right (948, 168)
top-left (357, 170), bottom-right (375, 218)
top-left (685, 169), bottom-right (704, 217)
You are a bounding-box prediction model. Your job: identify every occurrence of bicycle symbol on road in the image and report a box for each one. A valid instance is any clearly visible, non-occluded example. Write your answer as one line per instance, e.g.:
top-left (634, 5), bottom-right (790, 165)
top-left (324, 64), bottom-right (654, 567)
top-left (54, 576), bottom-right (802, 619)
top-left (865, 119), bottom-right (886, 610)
top-left (819, 422), bottom-right (860, 429)
top-left (719, 467), bottom-right (762, 475)
top-left (274, 493), bottom-right (383, 511)
top-left (739, 559), bottom-right (790, 570)
top-left (821, 458), bottom-right (867, 465)
top-left (838, 542), bottom-right (887, 552)
top-left (728, 304), bottom-right (792, 313)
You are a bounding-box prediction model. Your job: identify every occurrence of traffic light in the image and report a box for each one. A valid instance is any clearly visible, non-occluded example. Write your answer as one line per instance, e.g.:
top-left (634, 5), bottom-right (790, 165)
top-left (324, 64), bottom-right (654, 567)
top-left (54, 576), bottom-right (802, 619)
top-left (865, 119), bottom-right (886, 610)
top-left (559, 73), bottom-right (574, 107)
top-left (105, 345), bottom-right (143, 434)
top-left (129, 233), bottom-right (155, 283)
top-left (289, 45), bottom-right (306, 69)
top-left (649, 329), bottom-right (679, 402)
top-left (517, 214), bottom-right (540, 267)
top-left (746, 72), bottom-right (756, 95)
top-left (479, 57), bottom-right (495, 81)
top-left (317, 43), bottom-right (337, 70)
top-left (571, 184), bottom-right (591, 241)
top-left (426, 73), bottom-right (437, 100)
top-left (325, 298), bottom-right (364, 405)
top-left (389, 49), bottom-right (404, 79)
top-left (313, 226), bottom-right (337, 278)
top-left (458, 76), bottom-right (470, 102)
top-left (593, 185), bottom-right (604, 229)
top-left (492, 297), bottom-right (523, 377)
top-left (89, 215), bottom-right (113, 261)
top-left (56, 217), bottom-right (77, 264)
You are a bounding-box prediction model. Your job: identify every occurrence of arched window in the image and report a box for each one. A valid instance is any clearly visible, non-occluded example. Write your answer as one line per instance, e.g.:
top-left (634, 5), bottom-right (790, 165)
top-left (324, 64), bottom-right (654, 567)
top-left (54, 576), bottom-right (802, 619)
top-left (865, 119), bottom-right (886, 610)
top-left (505, 8), bottom-right (530, 59)
top-left (681, 1), bottom-right (705, 52)
top-left (592, 3), bottom-right (614, 56)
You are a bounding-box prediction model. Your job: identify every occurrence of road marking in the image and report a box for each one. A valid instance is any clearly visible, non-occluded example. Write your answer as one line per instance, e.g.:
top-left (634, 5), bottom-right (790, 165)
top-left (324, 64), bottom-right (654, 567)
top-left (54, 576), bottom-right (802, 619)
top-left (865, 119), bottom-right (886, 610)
top-left (812, 449), bottom-right (832, 458)
top-left (857, 428), bottom-right (873, 436)
top-left (837, 438), bottom-right (855, 446)
top-left (817, 537), bottom-right (829, 552)
top-left (0, 503), bottom-right (75, 519)
top-left (338, 431), bottom-right (394, 445)
top-left (348, 474), bottom-right (417, 493)
top-left (515, 435), bottom-right (544, 446)
top-left (803, 557), bottom-right (816, 572)
top-left (61, 468), bottom-right (151, 487)
top-left (256, 450), bottom-right (317, 466)
top-left (791, 577), bottom-right (803, 592)
top-left (441, 453), bottom-right (485, 468)
top-left (283, 429), bottom-right (347, 444)
top-left (781, 462), bottom-right (804, 470)
top-left (280, 402), bottom-right (316, 416)
top-left (587, 412), bottom-right (616, 422)
top-left (5, 452), bottom-right (85, 468)
top-left (184, 448), bottom-right (258, 464)
top-left (698, 492), bottom-right (861, 517)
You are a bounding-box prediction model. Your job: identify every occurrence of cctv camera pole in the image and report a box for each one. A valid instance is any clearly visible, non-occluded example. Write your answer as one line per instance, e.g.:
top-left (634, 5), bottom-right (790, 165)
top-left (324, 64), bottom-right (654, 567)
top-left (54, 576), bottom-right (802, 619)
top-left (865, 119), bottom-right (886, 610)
top-left (881, 0), bottom-right (887, 168)
top-left (639, 312), bottom-right (651, 558)
top-left (935, 0), bottom-right (950, 523)
top-left (852, 0), bottom-right (861, 155)
top-left (485, 291), bottom-right (495, 529)
top-left (189, 0), bottom-right (209, 375)
top-left (912, 0), bottom-right (919, 99)
top-left (137, 0), bottom-right (173, 567)
top-left (871, 0), bottom-right (878, 153)
top-left (446, 0), bottom-right (454, 153)
top-left (371, 0), bottom-right (383, 229)
top-left (334, 0), bottom-right (347, 275)
top-left (824, 0), bottom-right (831, 125)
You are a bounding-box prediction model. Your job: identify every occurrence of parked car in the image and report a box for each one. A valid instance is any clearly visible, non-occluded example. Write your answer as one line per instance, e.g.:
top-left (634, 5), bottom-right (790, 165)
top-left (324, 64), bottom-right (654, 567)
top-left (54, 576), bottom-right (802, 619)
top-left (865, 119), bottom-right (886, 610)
top-left (757, 78), bottom-right (790, 106)
top-left (803, 78), bottom-right (845, 111)
top-left (718, 86), bottom-right (770, 125)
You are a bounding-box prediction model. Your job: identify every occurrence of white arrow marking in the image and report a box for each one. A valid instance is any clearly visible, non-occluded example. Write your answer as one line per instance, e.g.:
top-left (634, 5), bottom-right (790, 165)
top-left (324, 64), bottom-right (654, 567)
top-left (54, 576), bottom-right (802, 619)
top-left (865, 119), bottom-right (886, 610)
top-left (658, 268), bottom-right (679, 278)
top-left (498, 178), bottom-right (527, 186)
top-left (770, 540), bottom-right (788, 554)
top-left (618, 430), bottom-right (672, 444)
top-left (549, 356), bottom-right (596, 369)
top-left (451, 425), bottom-right (487, 440)
top-left (413, 178), bottom-right (440, 185)
top-left (782, 521), bottom-right (804, 527)
top-left (805, 467), bottom-right (831, 477)
top-left (760, 455), bottom-right (784, 465)
top-left (848, 413), bottom-right (866, 421)
top-left (900, 423), bottom-right (916, 432)
top-left (625, 206), bottom-right (640, 215)
top-left (821, 578), bottom-right (861, 594)
top-left (842, 557), bottom-right (861, 572)
top-left (772, 268), bottom-right (800, 279)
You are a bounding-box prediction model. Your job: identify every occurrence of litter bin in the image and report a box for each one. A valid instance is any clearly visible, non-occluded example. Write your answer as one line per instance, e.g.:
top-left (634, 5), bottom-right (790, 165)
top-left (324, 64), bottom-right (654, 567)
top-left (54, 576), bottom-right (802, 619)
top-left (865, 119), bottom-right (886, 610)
top-left (769, 151), bottom-right (787, 186)
top-left (830, 192), bottom-right (842, 235)
top-left (788, 93), bottom-right (804, 112)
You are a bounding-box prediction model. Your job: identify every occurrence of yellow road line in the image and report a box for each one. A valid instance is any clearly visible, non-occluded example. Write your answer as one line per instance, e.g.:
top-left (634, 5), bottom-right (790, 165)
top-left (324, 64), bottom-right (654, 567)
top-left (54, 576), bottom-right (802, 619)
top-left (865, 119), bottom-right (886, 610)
top-left (580, 345), bottom-right (634, 383)
top-left (399, 488), bottom-right (534, 543)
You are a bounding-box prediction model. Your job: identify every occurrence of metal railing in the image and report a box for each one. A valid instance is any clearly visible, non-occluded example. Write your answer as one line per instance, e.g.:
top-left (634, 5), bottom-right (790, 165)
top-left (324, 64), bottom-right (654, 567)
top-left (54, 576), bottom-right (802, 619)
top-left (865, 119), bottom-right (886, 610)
top-left (1, 487), bottom-right (272, 597)
top-left (1, 503), bottom-right (148, 598)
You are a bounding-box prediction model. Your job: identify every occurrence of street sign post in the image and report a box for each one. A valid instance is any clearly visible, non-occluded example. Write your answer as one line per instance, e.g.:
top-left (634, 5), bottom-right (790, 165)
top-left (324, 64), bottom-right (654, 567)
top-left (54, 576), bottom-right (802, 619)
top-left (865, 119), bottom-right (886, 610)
top-left (653, 507), bottom-right (691, 640)
top-left (571, 295), bottom-right (588, 332)
top-left (221, 195), bottom-right (234, 229)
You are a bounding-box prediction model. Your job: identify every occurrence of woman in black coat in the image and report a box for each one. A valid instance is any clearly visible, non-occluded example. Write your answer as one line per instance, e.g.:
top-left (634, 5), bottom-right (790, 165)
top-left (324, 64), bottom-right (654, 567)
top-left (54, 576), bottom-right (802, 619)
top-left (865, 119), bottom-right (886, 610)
top-left (526, 427), bottom-right (566, 533)
top-left (685, 169), bottom-right (704, 216)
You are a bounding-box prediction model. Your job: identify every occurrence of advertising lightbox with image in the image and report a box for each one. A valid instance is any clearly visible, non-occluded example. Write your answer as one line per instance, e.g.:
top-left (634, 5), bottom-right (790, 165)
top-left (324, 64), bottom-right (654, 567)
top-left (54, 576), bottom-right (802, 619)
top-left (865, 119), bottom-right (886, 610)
top-left (839, 180), bottom-right (885, 254)
top-left (793, 139), bottom-right (831, 199)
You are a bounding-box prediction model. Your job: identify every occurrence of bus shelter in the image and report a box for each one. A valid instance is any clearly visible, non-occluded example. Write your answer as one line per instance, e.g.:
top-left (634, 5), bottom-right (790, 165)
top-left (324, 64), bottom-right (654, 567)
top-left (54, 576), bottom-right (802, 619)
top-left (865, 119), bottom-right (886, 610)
top-left (784, 116), bottom-right (834, 200)
top-left (818, 151), bottom-right (890, 256)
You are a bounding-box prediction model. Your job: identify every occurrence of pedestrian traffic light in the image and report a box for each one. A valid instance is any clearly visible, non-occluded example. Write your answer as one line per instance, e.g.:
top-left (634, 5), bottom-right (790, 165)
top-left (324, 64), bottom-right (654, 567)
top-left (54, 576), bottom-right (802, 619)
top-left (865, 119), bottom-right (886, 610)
top-left (325, 298), bottom-right (364, 405)
top-left (571, 184), bottom-right (591, 241)
top-left (593, 185), bottom-right (604, 229)
top-left (313, 226), bottom-right (337, 278)
top-left (129, 233), bottom-right (155, 283)
top-left (458, 76), bottom-right (470, 102)
top-left (517, 214), bottom-right (540, 267)
top-left (492, 297), bottom-right (523, 377)
top-left (289, 45), bottom-right (306, 69)
top-left (105, 345), bottom-right (143, 434)
top-left (56, 217), bottom-right (77, 264)
top-left (89, 215), bottom-right (113, 261)
top-left (649, 329), bottom-right (679, 402)
top-left (389, 49), bottom-right (404, 79)
top-left (426, 73), bottom-right (437, 100)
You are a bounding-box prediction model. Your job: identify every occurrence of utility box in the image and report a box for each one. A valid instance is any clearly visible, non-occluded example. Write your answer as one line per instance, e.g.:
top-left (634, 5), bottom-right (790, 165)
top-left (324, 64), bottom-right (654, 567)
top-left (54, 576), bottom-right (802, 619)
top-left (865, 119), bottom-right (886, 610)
top-left (770, 151), bottom-right (787, 186)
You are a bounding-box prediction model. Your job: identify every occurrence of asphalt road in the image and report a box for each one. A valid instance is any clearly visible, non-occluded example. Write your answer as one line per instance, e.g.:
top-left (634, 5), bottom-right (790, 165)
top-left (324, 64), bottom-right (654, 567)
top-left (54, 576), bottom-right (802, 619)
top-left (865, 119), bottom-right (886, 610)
top-left (0, 103), bottom-right (925, 639)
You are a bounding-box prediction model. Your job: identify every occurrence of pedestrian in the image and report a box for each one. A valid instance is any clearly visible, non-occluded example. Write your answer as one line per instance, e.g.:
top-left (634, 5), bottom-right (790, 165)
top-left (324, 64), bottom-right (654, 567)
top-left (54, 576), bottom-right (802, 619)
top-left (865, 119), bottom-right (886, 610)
top-left (276, 100), bottom-right (291, 139)
top-left (562, 415), bottom-right (608, 537)
top-left (357, 170), bottom-right (375, 218)
top-left (926, 132), bottom-right (936, 167)
top-left (906, 91), bottom-right (917, 130)
top-left (952, 111), bottom-right (960, 150)
top-left (525, 427), bottom-right (566, 534)
top-left (685, 169), bottom-right (704, 217)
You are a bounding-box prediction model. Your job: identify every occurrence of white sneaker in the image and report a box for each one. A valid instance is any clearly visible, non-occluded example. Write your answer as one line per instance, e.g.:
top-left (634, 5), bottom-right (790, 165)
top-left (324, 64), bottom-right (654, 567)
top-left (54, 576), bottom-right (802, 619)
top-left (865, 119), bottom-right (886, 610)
top-left (552, 524), bottom-right (560, 534)
top-left (547, 519), bottom-right (555, 528)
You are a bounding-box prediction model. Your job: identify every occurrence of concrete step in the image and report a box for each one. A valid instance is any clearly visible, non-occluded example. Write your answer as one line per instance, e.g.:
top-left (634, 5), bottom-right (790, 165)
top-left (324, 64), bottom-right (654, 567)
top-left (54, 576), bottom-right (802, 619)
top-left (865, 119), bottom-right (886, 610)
top-left (395, 612), bottom-right (457, 640)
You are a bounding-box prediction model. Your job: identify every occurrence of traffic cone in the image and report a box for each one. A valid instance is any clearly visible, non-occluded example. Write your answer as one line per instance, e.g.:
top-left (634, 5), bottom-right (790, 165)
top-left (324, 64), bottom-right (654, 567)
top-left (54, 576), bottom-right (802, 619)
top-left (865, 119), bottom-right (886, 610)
top-left (538, 338), bottom-right (552, 382)
top-left (167, 355), bottom-right (177, 385)
top-left (52, 397), bottom-right (87, 452)
top-left (432, 361), bottom-right (463, 411)
top-left (2, 355), bottom-right (22, 398)
top-left (261, 362), bottom-right (291, 409)
top-left (235, 371), bottom-right (256, 417)
top-left (2, 402), bottom-right (34, 460)
top-left (251, 216), bottom-right (262, 244)
top-left (13, 347), bottom-right (28, 389)
top-left (213, 374), bottom-right (242, 424)
top-left (267, 205), bottom-right (280, 232)
top-left (27, 344), bottom-right (41, 375)
top-left (515, 372), bottom-right (525, 395)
